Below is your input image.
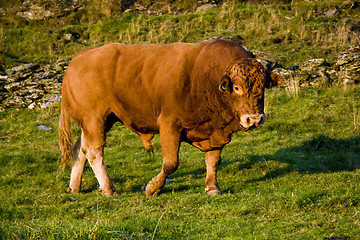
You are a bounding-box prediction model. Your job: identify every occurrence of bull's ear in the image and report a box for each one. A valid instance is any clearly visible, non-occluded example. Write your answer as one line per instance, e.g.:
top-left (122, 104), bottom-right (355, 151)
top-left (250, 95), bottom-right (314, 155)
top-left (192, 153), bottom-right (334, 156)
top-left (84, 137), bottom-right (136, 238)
top-left (219, 76), bottom-right (232, 92)
top-left (266, 72), bottom-right (284, 88)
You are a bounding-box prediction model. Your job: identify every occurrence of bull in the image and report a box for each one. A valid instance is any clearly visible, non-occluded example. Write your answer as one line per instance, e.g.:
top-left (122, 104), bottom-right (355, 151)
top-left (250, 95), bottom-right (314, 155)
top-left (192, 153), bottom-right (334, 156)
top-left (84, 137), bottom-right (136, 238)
top-left (59, 39), bottom-right (283, 196)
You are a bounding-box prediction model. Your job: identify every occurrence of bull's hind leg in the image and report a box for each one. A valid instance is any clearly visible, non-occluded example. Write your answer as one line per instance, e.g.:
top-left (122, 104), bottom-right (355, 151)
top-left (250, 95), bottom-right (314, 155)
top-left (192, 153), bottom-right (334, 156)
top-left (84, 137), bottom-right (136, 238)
top-left (139, 133), bottom-right (155, 155)
top-left (68, 134), bottom-right (87, 193)
top-left (205, 149), bottom-right (223, 196)
top-left (81, 124), bottom-right (116, 196)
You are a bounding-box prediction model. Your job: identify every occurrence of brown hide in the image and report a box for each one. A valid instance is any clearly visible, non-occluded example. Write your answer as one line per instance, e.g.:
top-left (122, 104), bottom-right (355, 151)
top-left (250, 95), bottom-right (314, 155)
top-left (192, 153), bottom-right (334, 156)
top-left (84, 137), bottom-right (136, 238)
top-left (59, 39), bottom-right (283, 196)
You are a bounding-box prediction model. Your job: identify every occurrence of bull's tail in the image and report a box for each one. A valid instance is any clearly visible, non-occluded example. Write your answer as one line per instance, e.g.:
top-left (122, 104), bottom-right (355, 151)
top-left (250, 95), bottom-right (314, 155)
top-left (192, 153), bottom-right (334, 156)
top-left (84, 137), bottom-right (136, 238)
top-left (59, 102), bottom-right (73, 170)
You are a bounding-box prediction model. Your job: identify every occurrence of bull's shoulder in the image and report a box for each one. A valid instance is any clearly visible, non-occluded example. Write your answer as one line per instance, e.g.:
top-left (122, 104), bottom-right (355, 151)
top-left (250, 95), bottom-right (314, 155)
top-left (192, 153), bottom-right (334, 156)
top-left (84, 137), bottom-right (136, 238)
top-left (76, 47), bottom-right (94, 56)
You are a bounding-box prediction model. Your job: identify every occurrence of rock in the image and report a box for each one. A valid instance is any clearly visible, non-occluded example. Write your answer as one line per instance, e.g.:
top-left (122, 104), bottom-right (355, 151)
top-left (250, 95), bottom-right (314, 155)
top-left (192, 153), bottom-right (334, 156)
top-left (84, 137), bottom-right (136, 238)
top-left (11, 63), bottom-right (40, 72)
top-left (56, 59), bottom-right (70, 71)
top-left (249, 50), bottom-right (279, 71)
top-left (251, 50), bottom-right (279, 70)
top-left (331, 46), bottom-right (360, 84)
top-left (272, 44), bottom-right (359, 87)
top-left (272, 67), bottom-right (309, 92)
top-left (256, 59), bottom-right (276, 71)
top-left (134, 3), bottom-right (146, 11)
top-left (341, 1), bottom-right (359, 10)
top-left (17, 5), bottom-right (53, 20)
top-left (299, 58), bottom-right (329, 69)
top-left (196, 4), bottom-right (217, 12)
top-left (3, 95), bottom-right (31, 108)
top-left (37, 94), bottom-right (61, 108)
top-left (272, 68), bottom-right (296, 80)
top-left (1, 60), bottom-right (68, 109)
top-left (36, 124), bottom-right (53, 131)
top-left (295, 59), bottom-right (331, 87)
top-left (198, 0), bottom-right (218, 5)
top-left (16, 0), bottom-right (83, 21)
top-left (64, 31), bottom-right (81, 42)
top-left (324, 8), bottom-right (340, 18)
top-left (64, 33), bottom-right (73, 41)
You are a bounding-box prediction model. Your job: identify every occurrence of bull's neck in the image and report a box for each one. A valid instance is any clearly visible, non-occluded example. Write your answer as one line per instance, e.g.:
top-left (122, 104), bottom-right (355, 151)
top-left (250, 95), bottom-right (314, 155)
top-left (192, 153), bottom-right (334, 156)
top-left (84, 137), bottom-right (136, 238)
top-left (189, 75), bottom-right (234, 129)
top-left (188, 40), bottom-right (249, 129)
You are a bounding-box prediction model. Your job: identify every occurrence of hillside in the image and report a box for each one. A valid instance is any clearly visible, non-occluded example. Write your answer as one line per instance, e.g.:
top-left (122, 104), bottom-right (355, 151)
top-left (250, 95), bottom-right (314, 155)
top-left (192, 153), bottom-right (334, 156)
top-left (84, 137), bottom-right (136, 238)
top-left (1, 0), bottom-right (359, 70)
top-left (1, 1), bottom-right (360, 239)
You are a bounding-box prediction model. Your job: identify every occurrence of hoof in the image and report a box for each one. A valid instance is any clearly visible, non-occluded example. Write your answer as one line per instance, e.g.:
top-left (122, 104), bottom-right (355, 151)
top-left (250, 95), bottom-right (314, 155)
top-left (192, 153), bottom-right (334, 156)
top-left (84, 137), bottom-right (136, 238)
top-left (67, 187), bottom-right (81, 194)
top-left (145, 183), bottom-right (162, 196)
top-left (101, 190), bottom-right (117, 196)
top-left (205, 188), bottom-right (223, 196)
top-left (100, 186), bottom-right (117, 196)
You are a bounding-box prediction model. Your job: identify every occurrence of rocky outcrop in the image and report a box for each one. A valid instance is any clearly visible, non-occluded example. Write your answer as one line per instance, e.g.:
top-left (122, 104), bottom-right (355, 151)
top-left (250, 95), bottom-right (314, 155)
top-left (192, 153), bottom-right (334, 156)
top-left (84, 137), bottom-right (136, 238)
top-left (0, 60), bottom-right (68, 110)
top-left (256, 45), bottom-right (360, 88)
top-left (1, 44), bottom-right (359, 110)
top-left (124, 0), bottom-right (220, 15)
top-left (15, 0), bottom-right (84, 21)
top-left (330, 45), bottom-right (360, 85)
top-left (196, 0), bottom-right (218, 12)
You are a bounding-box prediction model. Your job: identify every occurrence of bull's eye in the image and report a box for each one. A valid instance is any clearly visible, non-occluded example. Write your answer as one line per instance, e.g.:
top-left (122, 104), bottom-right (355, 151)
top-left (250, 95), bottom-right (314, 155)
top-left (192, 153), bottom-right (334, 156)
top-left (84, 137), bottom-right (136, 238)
top-left (233, 85), bottom-right (243, 95)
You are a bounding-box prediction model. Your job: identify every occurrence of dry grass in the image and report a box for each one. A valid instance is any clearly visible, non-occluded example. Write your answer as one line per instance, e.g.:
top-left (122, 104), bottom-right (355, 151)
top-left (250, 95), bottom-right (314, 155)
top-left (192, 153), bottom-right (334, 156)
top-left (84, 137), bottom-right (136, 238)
top-left (285, 72), bottom-right (301, 97)
top-left (1, 0), bottom-right (359, 68)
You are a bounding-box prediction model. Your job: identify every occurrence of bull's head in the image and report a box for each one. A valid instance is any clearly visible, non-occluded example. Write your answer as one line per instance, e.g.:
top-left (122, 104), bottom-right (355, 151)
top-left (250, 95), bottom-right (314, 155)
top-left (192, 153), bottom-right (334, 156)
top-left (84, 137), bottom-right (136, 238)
top-left (219, 58), bottom-right (283, 130)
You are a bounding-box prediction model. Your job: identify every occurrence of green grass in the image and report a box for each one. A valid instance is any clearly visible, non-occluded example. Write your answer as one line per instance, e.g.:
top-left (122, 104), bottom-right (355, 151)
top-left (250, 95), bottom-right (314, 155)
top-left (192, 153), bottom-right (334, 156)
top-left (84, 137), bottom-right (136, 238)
top-left (1, 85), bottom-right (360, 239)
top-left (1, 0), bottom-right (359, 69)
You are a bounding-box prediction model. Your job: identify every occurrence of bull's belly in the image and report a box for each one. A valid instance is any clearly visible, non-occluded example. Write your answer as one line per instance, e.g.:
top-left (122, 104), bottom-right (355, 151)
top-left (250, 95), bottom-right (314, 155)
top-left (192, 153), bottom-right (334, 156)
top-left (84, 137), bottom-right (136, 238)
top-left (112, 110), bottom-right (159, 135)
top-left (109, 96), bottom-right (158, 133)
top-left (126, 120), bottom-right (159, 135)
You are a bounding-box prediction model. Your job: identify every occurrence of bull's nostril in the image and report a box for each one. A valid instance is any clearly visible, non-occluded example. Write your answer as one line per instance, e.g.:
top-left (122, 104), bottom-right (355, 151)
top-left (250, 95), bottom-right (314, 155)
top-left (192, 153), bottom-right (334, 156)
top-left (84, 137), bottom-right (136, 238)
top-left (259, 116), bottom-right (264, 124)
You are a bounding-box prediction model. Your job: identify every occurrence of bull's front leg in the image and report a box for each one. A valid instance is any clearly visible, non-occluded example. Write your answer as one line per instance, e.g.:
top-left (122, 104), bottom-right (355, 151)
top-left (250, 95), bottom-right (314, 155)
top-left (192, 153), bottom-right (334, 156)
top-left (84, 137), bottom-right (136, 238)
top-left (145, 118), bottom-right (180, 196)
top-left (205, 149), bottom-right (223, 196)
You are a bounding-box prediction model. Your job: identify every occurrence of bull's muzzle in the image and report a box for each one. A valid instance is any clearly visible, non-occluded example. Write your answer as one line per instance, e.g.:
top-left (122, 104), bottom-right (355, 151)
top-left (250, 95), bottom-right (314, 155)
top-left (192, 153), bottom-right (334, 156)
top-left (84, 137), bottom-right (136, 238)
top-left (240, 113), bottom-right (265, 129)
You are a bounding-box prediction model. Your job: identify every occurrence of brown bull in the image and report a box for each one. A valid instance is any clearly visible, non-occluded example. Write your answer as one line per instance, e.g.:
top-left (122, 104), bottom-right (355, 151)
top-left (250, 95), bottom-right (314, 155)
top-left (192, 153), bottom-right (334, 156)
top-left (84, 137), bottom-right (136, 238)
top-left (59, 39), bottom-right (283, 196)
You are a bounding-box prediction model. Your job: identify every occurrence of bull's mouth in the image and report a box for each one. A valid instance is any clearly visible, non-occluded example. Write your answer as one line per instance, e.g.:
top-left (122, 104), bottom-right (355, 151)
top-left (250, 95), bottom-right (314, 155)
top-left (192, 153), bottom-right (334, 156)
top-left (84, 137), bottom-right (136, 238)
top-left (239, 114), bottom-right (265, 130)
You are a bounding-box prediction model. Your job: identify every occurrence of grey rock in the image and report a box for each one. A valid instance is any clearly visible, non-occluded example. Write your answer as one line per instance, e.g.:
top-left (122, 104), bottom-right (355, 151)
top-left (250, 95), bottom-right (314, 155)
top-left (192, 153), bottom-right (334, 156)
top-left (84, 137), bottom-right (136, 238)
top-left (3, 95), bottom-right (30, 108)
top-left (296, 59), bottom-right (331, 87)
top-left (324, 8), bottom-right (340, 18)
top-left (252, 50), bottom-right (279, 70)
top-left (16, 0), bottom-right (84, 21)
top-left (196, 4), bottom-right (217, 12)
top-left (256, 59), bottom-right (276, 71)
top-left (341, 1), bottom-right (359, 10)
top-left (37, 94), bottom-right (61, 109)
top-left (36, 124), bottom-right (53, 131)
top-left (331, 47), bottom-right (360, 84)
top-left (1, 60), bottom-right (68, 109)
top-left (11, 63), bottom-right (40, 72)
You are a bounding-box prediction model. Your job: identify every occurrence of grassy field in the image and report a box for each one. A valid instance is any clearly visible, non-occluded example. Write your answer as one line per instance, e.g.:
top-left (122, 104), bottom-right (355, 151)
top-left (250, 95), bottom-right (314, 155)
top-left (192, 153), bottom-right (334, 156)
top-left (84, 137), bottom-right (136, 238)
top-left (1, 0), bottom-right (360, 239)
top-left (1, 0), bottom-right (359, 69)
top-left (1, 85), bottom-right (360, 239)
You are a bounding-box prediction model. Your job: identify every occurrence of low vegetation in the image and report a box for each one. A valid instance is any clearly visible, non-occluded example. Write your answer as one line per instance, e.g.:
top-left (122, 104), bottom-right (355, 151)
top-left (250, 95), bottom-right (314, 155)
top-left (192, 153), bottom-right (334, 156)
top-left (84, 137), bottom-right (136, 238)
top-left (1, 0), bottom-right (359, 69)
top-left (1, 0), bottom-right (360, 239)
top-left (1, 86), bottom-right (360, 239)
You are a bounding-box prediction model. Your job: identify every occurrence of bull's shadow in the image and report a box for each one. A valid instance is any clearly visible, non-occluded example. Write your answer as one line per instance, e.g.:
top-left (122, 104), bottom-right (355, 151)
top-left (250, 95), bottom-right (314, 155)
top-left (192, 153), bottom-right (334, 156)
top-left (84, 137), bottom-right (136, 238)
top-left (158, 135), bottom-right (360, 194)
top-left (100, 135), bottom-right (360, 194)
top-left (228, 135), bottom-right (360, 186)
